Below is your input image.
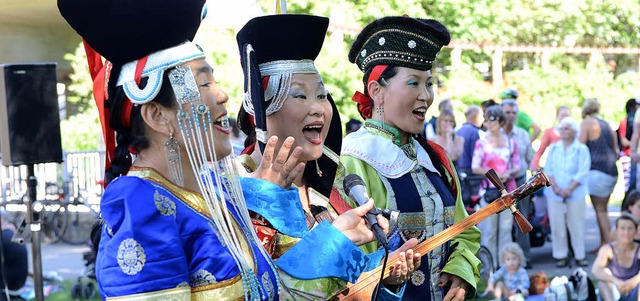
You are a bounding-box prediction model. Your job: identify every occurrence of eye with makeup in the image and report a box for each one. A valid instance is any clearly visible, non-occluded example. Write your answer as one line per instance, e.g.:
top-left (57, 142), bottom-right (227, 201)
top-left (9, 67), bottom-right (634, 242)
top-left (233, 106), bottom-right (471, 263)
top-left (289, 89), bottom-right (307, 100)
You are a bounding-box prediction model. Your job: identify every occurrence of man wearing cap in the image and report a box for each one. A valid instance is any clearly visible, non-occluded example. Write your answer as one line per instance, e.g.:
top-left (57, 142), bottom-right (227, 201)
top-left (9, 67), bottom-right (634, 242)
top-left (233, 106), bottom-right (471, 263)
top-left (499, 88), bottom-right (541, 142)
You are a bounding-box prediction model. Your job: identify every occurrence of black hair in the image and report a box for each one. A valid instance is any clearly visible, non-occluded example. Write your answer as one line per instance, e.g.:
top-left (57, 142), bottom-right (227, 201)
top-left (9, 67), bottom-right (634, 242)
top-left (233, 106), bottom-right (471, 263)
top-left (626, 98), bottom-right (638, 114)
top-left (616, 212), bottom-right (638, 229)
top-left (485, 105), bottom-right (506, 126)
top-left (623, 190), bottom-right (640, 211)
top-left (345, 118), bottom-right (363, 134)
top-left (228, 117), bottom-right (240, 138)
top-left (104, 66), bottom-right (177, 184)
top-left (360, 66), bottom-right (400, 113)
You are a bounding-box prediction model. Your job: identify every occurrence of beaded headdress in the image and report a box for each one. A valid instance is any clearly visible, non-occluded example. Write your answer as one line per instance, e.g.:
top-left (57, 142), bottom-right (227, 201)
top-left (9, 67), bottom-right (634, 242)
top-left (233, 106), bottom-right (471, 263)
top-left (236, 14), bottom-right (329, 150)
top-left (349, 16), bottom-right (451, 72)
top-left (58, 0), bottom-right (277, 299)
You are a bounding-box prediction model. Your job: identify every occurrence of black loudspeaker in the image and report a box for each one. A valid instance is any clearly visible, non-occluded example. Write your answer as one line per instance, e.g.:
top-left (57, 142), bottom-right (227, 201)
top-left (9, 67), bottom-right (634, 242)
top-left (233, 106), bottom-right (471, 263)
top-left (0, 63), bottom-right (63, 166)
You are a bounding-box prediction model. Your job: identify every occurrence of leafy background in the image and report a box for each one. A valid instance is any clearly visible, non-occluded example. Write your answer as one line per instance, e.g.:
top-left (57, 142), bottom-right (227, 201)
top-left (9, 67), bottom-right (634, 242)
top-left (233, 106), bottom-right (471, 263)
top-left (60, 0), bottom-right (640, 151)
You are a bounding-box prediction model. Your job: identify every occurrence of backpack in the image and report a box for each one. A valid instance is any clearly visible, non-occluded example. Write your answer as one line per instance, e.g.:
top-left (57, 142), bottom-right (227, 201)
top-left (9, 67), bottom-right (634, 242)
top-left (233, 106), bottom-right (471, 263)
top-left (544, 268), bottom-right (596, 301)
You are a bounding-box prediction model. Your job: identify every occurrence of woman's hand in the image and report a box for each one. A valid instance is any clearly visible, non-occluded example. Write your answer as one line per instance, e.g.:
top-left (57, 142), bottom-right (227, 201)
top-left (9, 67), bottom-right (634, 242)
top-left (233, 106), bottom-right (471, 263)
top-left (332, 199), bottom-right (389, 246)
top-left (438, 273), bottom-right (469, 301)
top-left (383, 238), bottom-right (421, 286)
top-left (248, 136), bottom-right (305, 189)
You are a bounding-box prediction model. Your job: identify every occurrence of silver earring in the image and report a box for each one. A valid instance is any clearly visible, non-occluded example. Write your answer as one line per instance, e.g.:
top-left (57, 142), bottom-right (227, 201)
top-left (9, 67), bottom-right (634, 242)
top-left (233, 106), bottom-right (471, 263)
top-left (164, 132), bottom-right (184, 186)
top-left (375, 105), bottom-right (384, 116)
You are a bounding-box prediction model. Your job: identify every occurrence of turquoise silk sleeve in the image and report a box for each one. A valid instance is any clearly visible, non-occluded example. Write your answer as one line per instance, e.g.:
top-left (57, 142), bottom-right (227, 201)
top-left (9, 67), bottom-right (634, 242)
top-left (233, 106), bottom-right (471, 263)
top-left (276, 221), bottom-right (384, 283)
top-left (241, 177), bottom-right (308, 238)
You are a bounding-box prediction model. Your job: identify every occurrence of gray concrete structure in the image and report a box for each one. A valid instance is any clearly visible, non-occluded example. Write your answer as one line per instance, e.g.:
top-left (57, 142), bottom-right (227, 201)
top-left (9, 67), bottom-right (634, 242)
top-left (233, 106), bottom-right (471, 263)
top-left (0, 0), bottom-right (80, 79)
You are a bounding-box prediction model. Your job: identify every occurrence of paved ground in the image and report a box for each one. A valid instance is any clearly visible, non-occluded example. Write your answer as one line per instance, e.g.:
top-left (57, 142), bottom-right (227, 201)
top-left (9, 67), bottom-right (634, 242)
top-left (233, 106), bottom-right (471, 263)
top-left (21, 203), bottom-right (618, 285)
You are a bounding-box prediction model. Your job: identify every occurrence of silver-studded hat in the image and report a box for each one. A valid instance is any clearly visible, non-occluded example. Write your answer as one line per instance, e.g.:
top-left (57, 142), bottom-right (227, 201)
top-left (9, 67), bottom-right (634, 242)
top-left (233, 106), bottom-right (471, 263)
top-left (348, 16), bottom-right (450, 72)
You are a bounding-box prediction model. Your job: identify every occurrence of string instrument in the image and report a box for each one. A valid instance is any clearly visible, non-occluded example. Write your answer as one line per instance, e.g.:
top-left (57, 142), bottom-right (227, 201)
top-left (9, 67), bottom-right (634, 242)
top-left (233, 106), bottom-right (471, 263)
top-left (330, 169), bottom-right (551, 301)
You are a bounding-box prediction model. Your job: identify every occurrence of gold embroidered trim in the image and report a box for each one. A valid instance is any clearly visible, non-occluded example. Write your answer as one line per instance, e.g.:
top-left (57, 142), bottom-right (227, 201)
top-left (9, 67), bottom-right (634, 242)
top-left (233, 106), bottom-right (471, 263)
top-left (322, 145), bottom-right (340, 164)
top-left (106, 286), bottom-right (190, 301)
top-left (191, 274), bottom-right (244, 301)
top-left (128, 168), bottom-right (210, 219)
top-left (361, 28), bottom-right (439, 52)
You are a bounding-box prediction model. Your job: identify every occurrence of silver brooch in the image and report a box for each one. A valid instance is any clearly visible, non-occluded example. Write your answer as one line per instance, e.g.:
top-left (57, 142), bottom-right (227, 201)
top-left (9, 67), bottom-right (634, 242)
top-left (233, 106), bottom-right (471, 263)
top-left (190, 269), bottom-right (217, 286)
top-left (408, 40), bottom-right (417, 49)
top-left (117, 238), bottom-right (146, 275)
top-left (411, 270), bottom-right (426, 286)
top-left (379, 37), bottom-right (386, 45)
top-left (154, 190), bottom-right (177, 217)
top-left (361, 49), bottom-right (367, 57)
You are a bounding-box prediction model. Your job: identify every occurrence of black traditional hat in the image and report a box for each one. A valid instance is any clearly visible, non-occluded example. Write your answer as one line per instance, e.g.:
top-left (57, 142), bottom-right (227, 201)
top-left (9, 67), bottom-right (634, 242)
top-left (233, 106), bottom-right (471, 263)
top-left (57, 0), bottom-right (207, 176)
top-left (236, 14), bottom-right (342, 199)
top-left (58, 0), bottom-right (207, 66)
top-left (348, 16), bottom-right (450, 73)
top-left (236, 14), bottom-right (329, 151)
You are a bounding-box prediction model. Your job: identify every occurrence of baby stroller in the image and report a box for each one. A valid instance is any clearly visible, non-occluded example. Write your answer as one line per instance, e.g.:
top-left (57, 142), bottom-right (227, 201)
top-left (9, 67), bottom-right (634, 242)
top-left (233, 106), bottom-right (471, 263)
top-left (69, 220), bottom-right (101, 300)
top-left (529, 188), bottom-right (550, 248)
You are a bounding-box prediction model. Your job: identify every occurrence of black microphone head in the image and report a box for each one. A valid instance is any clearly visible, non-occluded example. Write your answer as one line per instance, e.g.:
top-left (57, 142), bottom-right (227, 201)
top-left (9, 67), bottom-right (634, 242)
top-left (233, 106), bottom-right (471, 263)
top-left (343, 174), bottom-right (365, 197)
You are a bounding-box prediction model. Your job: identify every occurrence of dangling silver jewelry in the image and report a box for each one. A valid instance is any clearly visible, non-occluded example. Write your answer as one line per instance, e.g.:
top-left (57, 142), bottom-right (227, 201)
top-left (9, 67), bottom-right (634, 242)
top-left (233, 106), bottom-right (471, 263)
top-left (164, 132), bottom-right (184, 186)
top-left (315, 160), bottom-right (323, 177)
top-left (375, 105), bottom-right (384, 116)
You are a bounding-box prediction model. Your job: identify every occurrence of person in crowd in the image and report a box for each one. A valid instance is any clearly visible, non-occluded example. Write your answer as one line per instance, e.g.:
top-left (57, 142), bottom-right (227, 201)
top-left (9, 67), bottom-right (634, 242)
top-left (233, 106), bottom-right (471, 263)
top-left (346, 118), bottom-right (364, 135)
top-left (542, 117), bottom-right (590, 267)
top-left (530, 105), bottom-right (571, 170)
top-left (620, 98), bottom-right (640, 201)
top-left (621, 190), bottom-right (640, 243)
top-left (424, 98), bottom-right (453, 139)
top-left (480, 99), bottom-right (497, 131)
top-left (228, 117), bottom-right (246, 157)
top-left (59, 1), bottom-right (392, 299)
top-left (335, 16), bottom-right (481, 300)
top-left (456, 105), bottom-right (484, 204)
top-left (592, 214), bottom-right (640, 301)
top-left (432, 108), bottom-right (464, 164)
top-left (472, 105), bottom-right (520, 268)
top-left (580, 98), bottom-right (619, 250)
top-left (486, 242), bottom-right (530, 301)
top-left (235, 13), bottom-right (418, 299)
top-left (501, 99), bottom-right (534, 268)
top-left (499, 88), bottom-right (541, 142)
top-left (0, 210), bottom-right (28, 292)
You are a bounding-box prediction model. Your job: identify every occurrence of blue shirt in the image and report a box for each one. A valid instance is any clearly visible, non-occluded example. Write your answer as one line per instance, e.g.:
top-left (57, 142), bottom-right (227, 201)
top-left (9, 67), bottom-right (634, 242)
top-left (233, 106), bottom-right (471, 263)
top-left (489, 266), bottom-right (530, 292)
top-left (456, 122), bottom-right (481, 170)
top-left (543, 139), bottom-right (591, 203)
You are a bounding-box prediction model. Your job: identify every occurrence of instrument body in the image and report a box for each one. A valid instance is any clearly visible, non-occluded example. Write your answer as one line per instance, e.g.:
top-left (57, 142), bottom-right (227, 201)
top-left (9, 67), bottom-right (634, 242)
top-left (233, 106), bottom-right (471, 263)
top-left (331, 169), bottom-right (551, 301)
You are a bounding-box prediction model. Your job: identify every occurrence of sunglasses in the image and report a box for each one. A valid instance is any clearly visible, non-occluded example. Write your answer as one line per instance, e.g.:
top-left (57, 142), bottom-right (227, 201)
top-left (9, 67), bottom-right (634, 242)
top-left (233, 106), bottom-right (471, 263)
top-left (487, 115), bottom-right (500, 122)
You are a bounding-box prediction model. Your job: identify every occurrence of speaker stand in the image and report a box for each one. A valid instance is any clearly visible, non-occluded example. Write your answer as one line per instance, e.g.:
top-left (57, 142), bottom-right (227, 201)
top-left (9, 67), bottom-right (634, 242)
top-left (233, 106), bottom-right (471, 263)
top-left (25, 164), bottom-right (44, 301)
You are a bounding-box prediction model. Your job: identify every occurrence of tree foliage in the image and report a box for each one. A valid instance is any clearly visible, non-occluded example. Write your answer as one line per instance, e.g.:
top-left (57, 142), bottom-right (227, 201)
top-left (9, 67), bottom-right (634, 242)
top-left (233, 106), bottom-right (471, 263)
top-left (60, 0), bottom-right (640, 150)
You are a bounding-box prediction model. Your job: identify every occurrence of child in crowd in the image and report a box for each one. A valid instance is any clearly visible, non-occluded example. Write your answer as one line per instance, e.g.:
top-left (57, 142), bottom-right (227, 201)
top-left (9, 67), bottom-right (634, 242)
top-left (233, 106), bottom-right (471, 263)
top-left (487, 242), bottom-right (530, 300)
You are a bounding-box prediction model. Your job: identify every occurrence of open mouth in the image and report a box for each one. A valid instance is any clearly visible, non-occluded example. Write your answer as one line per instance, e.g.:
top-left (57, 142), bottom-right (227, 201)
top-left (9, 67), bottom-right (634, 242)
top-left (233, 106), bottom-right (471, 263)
top-left (413, 108), bottom-right (427, 120)
top-left (213, 116), bottom-right (230, 133)
top-left (302, 124), bottom-right (323, 144)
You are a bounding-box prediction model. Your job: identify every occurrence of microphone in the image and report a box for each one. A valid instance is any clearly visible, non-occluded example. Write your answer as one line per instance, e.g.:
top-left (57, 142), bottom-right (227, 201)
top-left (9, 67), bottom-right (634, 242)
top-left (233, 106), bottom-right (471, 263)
top-left (343, 174), bottom-right (388, 247)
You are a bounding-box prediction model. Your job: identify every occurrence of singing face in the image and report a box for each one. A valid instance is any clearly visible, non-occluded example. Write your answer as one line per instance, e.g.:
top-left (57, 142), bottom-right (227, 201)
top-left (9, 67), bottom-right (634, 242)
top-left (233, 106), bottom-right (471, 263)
top-left (180, 59), bottom-right (231, 159)
top-left (379, 67), bottom-right (434, 135)
top-left (266, 73), bottom-right (332, 162)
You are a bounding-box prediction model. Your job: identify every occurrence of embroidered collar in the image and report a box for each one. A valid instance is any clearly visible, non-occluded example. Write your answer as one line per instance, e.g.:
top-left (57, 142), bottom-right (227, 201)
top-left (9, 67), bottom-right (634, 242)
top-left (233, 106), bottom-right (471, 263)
top-left (364, 119), bottom-right (418, 160)
top-left (342, 122), bottom-right (439, 179)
